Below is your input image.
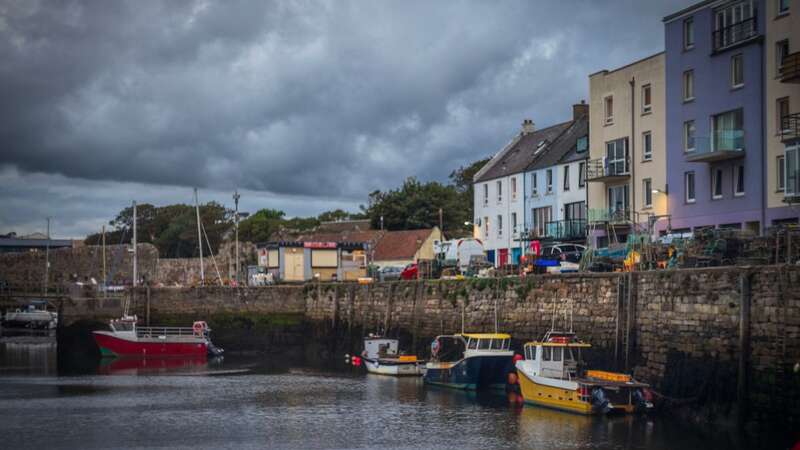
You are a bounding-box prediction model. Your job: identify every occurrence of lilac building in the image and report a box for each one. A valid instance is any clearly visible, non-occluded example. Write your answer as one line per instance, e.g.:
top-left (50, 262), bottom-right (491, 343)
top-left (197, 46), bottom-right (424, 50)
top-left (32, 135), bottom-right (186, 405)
top-left (664, 0), bottom-right (765, 234)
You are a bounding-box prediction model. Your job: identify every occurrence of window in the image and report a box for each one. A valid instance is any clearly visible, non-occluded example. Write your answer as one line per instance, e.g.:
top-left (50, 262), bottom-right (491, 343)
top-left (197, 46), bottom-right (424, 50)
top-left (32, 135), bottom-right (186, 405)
top-left (511, 177), bottom-right (517, 200)
top-left (497, 214), bottom-right (503, 236)
top-left (779, 0), bottom-right (790, 14)
top-left (777, 40), bottom-right (789, 76)
top-left (712, 168), bottom-right (724, 199)
top-left (564, 201), bottom-right (586, 221)
top-left (527, 346), bottom-right (537, 361)
top-left (643, 178), bottom-right (653, 208)
top-left (511, 212), bottom-right (517, 234)
top-left (483, 184), bottom-right (488, 205)
top-left (712, 109), bottom-right (744, 151)
top-left (778, 97), bottom-right (790, 134)
top-left (642, 84), bottom-right (652, 114)
top-left (778, 155), bottom-right (786, 191)
top-left (576, 136), bottom-right (588, 153)
top-left (735, 165), bottom-right (745, 196)
top-left (563, 166), bottom-right (570, 191)
top-left (467, 339), bottom-right (478, 350)
top-left (496, 180), bottom-right (502, 203)
top-left (686, 171), bottom-right (696, 203)
top-left (731, 54), bottom-right (744, 88)
top-left (683, 70), bottom-right (694, 101)
top-left (542, 347), bottom-right (552, 361)
top-left (788, 146), bottom-right (800, 196)
top-left (606, 138), bottom-right (629, 175)
top-left (642, 131), bottom-right (653, 161)
top-left (532, 173), bottom-right (538, 195)
top-left (546, 169), bottom-right (553, 193)
top-left (714, 1), bottom-right (756, 50)
top-left (578, 162), bottom-right (586, 187)
top-left (604, 96), bottom-right (614, 124)
top-left (532, 206), bottom-right (552, 237)
top-left (684, 17), bottom-right (695, 49)
top-left (484, 216), bottom-right (489, 238)
top-left (684, 120), bottom-right (696, 152)
top-left (608, 185), bottom-right (629, 216)
top-left (552, 347), bottom-right (562, 362)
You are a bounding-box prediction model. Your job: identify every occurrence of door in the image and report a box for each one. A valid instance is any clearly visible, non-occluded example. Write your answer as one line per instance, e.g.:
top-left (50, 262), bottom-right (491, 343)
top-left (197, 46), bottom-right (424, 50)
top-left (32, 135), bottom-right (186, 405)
top-left (284, 248), bottom-right (305, 281)
top-left (498, 248), bottom-right (509, 266)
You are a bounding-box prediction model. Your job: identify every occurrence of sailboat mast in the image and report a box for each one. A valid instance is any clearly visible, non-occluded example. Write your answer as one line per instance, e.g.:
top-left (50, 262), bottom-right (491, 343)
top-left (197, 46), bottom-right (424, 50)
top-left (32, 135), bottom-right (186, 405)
top-left (102, 225), bottom-right (107, 298)
top-left (195, 188), bottom-right (205, 284)
top-left (132, 201), bottom-right (137, 288)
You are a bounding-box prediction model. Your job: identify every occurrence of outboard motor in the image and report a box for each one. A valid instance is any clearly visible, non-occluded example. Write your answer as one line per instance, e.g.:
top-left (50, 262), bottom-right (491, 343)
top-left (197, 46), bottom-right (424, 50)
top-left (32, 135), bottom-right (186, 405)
top-left (633, 388), bottom-right (654, 412)
top-left (591, 388), bottom-right (612, 414)
top-left (207, 342), bottom-right (225, 357)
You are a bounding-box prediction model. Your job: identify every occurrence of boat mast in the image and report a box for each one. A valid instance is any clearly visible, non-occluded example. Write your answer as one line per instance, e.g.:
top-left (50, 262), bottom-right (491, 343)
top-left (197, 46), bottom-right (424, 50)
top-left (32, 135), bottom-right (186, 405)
top-left (195, 188), bottom-right (205, 284)
top-left (233, 189), bottom-right (240, 287)
top-left (102, 225), bottom-right (107, 298)
top-left (44, 217), bottom-right (50, 295)
top-left (132, 201), bottom-right (137, 289)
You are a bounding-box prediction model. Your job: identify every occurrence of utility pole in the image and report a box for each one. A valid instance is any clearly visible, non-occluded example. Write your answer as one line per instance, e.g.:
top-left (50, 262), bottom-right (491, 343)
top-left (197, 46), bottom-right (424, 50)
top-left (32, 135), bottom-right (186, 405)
top-left (233, 190), bottom-right (240, 287)
top-left (195, 188), bottom-right (205, 285)
top-left (132, 201), bottom-right (137, 288)
top-left (102, 225), bottom-right (107, 298)
top-left (438, 208), bottom-right (443, 235)
top-left (44, 217), bottom-right (50, 295)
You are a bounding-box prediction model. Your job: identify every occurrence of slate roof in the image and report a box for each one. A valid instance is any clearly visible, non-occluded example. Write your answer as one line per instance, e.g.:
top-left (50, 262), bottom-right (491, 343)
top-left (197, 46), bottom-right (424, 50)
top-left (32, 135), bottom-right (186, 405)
top-left (473, 121), bottom-right (573, 183)
top-left (531, 113), bottom-right (589, 169)
top-left (372, 229), bottom-right (435, 262)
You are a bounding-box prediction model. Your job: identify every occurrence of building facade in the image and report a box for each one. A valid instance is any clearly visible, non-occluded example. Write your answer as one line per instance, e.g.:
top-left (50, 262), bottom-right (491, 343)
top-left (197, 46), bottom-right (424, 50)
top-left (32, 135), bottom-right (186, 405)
top-left (587, 52), bottom-right (667, 247)
top-left (664, 0), bottom-right (766, 234)
top-left (765, 0), bottom-right (800, 225)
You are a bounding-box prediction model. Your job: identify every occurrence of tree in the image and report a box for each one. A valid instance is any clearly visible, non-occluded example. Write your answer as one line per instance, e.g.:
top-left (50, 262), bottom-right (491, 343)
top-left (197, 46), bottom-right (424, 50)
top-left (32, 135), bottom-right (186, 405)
top-left (237, 209), bottom-right (286, 243)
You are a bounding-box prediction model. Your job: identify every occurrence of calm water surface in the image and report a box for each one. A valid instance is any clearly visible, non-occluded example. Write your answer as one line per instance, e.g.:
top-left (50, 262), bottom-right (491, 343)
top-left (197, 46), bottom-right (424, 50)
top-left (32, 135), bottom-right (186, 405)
top-left (0, 341), bottom-right (781, 450)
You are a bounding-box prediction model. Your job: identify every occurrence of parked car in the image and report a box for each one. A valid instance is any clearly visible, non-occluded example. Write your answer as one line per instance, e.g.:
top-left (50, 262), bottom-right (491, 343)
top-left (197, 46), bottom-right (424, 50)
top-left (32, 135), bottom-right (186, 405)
top-left (378, 265), bottom-right (404, 282)
top-left (400, 263), bottom-right (418, 280)
top-left (541, 243), bottom-right (587, 264)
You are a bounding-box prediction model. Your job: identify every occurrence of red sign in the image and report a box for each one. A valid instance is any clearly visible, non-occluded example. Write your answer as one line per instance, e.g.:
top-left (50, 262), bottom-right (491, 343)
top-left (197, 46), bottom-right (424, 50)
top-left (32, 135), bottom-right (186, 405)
top-left (303, 242), bottom-right (337, 249)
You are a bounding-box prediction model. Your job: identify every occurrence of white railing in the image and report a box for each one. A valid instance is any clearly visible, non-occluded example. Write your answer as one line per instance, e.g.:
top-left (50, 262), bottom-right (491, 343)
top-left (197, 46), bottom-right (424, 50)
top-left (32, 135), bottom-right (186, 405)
top-left (136, 326), bottom-right (205, 339)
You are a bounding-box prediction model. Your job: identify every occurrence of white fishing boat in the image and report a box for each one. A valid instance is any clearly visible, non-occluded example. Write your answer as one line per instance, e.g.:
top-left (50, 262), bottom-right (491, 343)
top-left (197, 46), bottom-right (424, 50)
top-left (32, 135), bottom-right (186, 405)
top-left (361, 335), bottom-right (425, 376)
top-left (2, 301), bottom-right (58, 329)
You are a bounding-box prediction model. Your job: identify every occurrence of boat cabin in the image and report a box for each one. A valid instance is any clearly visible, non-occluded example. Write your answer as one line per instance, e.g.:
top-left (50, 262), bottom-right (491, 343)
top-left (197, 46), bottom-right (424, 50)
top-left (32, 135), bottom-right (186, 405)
top-left (109, 315), bottom-right (137, 334)
top-left (522, 332), bottom-right (590, 380)
top-left (363, 337), bottom-right (399, 360)
top-left (462, 333), bottom-right (511, 354)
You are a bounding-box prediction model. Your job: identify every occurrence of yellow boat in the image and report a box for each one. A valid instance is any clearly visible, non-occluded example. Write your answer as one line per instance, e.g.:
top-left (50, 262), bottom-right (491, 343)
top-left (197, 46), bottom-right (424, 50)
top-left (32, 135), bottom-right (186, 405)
top-left (515, 330), bottom-right (653, 415)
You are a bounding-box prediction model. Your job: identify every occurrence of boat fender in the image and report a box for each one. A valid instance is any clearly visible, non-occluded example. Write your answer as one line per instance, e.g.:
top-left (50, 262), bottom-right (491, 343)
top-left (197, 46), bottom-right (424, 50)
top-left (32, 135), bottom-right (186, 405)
top-left (507, 372), bottom-right (518, 385)
top-left (591, 388), bottom-right (611, 414)
top-left (352, 356), bottom-right (361, 367)
top-left (192, 321), bottom-right (205, 336)
top-left (513, 354), bottom-right (523, 364)
top-left (633, 389), bottom-right (654, 411)
top-left (431, 339), bottom-right (440, 358)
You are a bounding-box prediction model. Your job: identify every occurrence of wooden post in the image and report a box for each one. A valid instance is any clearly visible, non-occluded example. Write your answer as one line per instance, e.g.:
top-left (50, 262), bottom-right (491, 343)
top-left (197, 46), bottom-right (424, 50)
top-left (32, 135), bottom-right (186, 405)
top-left (625, 272), bottom-right (634, 372)
top-left (614, 276), bottom-right (623, 370)
top-left (738, 271), bottom-right (751, 426)
top-left (146, 284), bottom-right (151, 326)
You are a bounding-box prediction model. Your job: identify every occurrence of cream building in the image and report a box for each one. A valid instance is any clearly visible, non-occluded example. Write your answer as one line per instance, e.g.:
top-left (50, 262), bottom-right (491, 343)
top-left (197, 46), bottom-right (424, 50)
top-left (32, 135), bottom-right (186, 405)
top-left (765, 0), bottom-right (800, 225)
top-left (587, 52), bottom-right (668, 247)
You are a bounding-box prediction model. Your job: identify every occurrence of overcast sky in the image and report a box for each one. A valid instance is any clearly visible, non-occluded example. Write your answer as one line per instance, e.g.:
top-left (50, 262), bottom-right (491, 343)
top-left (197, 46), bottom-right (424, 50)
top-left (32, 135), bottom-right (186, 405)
top-left (0, 0), bottom-right (694, 238)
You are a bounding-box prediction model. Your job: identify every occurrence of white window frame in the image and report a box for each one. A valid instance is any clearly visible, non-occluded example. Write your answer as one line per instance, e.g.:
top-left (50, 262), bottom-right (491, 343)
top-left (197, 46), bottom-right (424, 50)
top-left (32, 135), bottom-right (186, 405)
top-left (778, 0), bottom-right (790, 14)
top-left (683, 70), bottom-right (694, 102)
top-left (604, 95), bottom-right (614, 124)
top-left (684, 17), bottom-right (695, 50)
top-left (643, 178), bottom-right (652, 208)
top-left (684, 120), bottom-right (696, 152)
top-left (511, 212), bottom-right (517, 234)
top-left (532, 172), bottom-right (538, 196)
top-left (712, 168), bottom-right (724, 200)
top-left (778, 155), bottom-right (786, 192)
top-left (496, 180), bottom-right (503, 203)
top-left (484, 216), bottom-right (489, 238)
top-left (563, 165), bottom-right (570, 191)
top-left (642, 84), bottom-right (652, 114)
top-left (483, 184), bottom-right (488, 205)
top-left (778, 97), bottom-right (790, 135)
top-left (546, 169), bottom-right (553, 193)
top-left (776, 40), bottom-right (789, 77)
top-left (734, 165), bottom-right (745, 197)
top-left (787, 145), bottom-right (800, 197)
top-left (578, 162), bottom-right (586, 188)
top-left (642, 131), bottom-right (653, 161)
top-left (511, 177), bottom-right (517, 200)
top-left (731, 54), bottom-right (744, 88)
top-left (685, 171), bottom-right (696, 204)
top-left (497, 214), bottom-right (503, 237)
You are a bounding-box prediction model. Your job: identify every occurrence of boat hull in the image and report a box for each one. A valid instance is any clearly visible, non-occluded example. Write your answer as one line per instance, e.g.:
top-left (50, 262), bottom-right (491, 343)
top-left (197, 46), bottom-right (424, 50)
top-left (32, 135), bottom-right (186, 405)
top-left (364, 358), bottom-right (425, 376)
top-left (93, 331), bottom-right (208, 358)
top-left (424, 354), bottom-right (513, 390)
top-left (517, 368), bottom-right (594, 414)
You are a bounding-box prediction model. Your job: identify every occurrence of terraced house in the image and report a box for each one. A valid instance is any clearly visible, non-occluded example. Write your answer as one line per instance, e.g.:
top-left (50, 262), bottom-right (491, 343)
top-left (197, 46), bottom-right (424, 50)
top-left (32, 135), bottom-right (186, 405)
top-left (587, 52), bottom-right (667, 248)
top-left (473, 104), bottom-right (589, 267)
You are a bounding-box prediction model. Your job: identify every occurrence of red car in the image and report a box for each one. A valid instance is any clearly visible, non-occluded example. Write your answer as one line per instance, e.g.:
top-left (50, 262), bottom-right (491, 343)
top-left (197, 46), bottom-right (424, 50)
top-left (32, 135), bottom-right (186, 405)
top-left (400, 263), bottom-right (418, 280)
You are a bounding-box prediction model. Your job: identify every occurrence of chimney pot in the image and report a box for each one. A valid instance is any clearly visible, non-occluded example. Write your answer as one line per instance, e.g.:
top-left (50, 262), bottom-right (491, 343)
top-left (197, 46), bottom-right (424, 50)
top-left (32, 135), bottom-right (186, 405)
top-left (521, 119), bottom-right (535, 135)
top-left (572, 101), bottom-right (588, 120)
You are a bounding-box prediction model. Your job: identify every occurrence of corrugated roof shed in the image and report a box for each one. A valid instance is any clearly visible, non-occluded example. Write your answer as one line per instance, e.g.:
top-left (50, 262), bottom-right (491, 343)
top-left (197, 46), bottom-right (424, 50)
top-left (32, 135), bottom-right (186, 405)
top-left (372, 229), bottom-right (435, 261)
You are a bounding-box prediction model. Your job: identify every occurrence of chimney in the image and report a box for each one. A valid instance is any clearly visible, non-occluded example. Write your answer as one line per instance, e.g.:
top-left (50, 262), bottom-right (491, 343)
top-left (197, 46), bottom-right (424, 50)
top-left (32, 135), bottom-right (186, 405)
top-left (521, 119), bottom-right (535, 135)
top-left (573, 100), bottom-right (588, 120)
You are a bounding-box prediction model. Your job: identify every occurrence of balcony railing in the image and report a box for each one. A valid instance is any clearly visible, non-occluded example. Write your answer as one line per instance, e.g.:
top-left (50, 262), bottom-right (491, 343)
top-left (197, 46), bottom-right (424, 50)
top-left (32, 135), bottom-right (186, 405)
top-left (782, 113), bottom-right (800, 143)
top-left (585, 157), bottom-right (630, 182)
top-left (588, 208), bottom-right (631, 224)
top-left (712, 15), bottom-right (758, 52)
top-left (780, 52), bottom-right (800, 84)
top-left (686, 130), bottom-right (745, 163)
top-left (543, 219), bottom-right (587, 241)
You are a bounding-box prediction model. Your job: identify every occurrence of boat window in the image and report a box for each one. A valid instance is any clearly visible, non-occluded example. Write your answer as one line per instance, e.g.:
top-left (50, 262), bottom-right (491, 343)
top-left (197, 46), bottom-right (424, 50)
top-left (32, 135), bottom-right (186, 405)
top-left (527, 346), bottom-right (536, 360)
top-left (503, 339), bottom-right (510, 350)
top-left (542, 347), bottom-right (551, 361)
top-left (490, 339), bottom-right (502, 349)
top-left (467, 338), bottom-right (478, 350)
top-left (553, 347), bottom-right (562, 362)
top-left (478, 339), bottom-right (490, 350)
top-left (565, 347), bottom-right (575, 361)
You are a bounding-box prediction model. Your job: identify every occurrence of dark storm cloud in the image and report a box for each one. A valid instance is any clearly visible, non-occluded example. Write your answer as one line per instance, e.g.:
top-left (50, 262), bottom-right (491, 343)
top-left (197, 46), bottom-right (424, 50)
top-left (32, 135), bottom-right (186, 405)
top-left (0, 0), bottom-right (694, 236)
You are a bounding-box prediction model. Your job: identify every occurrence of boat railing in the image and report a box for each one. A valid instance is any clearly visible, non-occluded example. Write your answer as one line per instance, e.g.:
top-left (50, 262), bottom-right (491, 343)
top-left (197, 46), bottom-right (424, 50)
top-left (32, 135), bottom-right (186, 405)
top-left (135, 326), bottom-right (205, 339)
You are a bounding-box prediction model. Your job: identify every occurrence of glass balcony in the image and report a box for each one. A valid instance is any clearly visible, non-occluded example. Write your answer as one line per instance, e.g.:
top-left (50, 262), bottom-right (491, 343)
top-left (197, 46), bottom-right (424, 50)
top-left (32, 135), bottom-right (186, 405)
top-left (588, 208), bottom-right (630, 224)
top-left (780, 52), bottom-right (800, 84)
top-left (585, 157), bottom-right (630, 182)
top-left (686, 130), bottom-right (745, 163)
top-left (781, 113), bottom-right (800, 143)
top-left (543, 219), bottom-right (587, 241)
top-left (712, 16), bottom-right (758, 52)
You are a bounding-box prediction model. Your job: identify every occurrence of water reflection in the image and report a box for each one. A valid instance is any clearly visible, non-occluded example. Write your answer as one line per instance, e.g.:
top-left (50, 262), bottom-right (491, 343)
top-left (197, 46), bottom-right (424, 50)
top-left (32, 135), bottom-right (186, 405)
top-left (96, 357), bottom-right (212, 376)
top-left (0, 338), bottom-right (57, 375)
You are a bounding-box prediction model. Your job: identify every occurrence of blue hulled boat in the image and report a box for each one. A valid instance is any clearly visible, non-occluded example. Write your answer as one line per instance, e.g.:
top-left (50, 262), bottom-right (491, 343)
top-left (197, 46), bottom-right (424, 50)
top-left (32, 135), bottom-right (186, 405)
top-left (424, 333), bottom-right (514, 390)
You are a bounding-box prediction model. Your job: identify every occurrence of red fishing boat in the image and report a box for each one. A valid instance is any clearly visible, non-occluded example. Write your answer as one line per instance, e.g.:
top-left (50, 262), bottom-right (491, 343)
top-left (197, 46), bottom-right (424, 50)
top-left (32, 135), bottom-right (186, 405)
top-left (93, 315), bottom-right (223, 358)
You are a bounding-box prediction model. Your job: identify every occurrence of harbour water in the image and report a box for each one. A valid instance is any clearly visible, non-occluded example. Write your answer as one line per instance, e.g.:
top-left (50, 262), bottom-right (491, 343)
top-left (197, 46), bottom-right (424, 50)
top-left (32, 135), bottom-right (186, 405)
top-left (0, 342), bottom-right (788, 450)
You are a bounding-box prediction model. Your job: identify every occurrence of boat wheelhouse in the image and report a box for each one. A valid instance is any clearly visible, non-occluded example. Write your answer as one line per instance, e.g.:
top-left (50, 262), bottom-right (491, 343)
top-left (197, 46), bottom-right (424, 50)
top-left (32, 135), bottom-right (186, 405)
top-left (424, 333), bottom-right (514, 390)
top-left (515, 330), bottom-right (652, 414)
top-left (93, 315), bottom-right (223, 358)
top-left (2, 300), bottom-right (58, 330)
top-left (361, 336), bottom-right (425, 376)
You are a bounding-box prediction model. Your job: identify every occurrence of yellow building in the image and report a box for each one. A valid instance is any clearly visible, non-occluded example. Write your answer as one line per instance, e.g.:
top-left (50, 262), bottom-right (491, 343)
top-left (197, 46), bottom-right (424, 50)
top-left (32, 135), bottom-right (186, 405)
top-left (587, 53), bottom-right (668, 247)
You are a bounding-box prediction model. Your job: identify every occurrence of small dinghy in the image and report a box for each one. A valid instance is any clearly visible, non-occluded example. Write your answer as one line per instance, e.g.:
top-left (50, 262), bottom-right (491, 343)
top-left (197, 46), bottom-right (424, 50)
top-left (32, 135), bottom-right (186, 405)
top-left (361, 335), bottom-right (425, 376)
